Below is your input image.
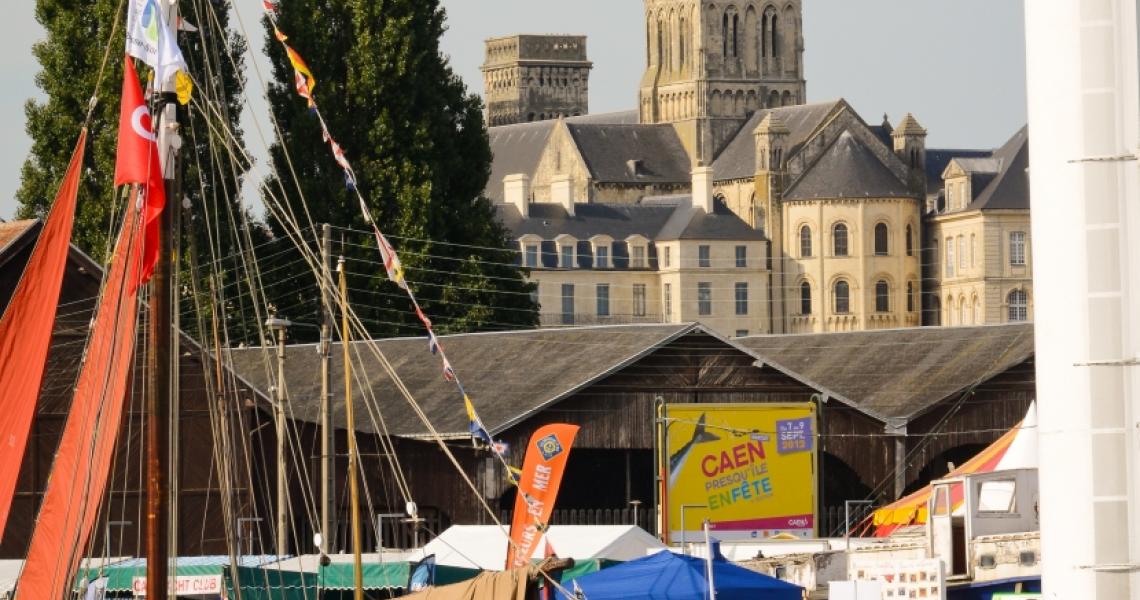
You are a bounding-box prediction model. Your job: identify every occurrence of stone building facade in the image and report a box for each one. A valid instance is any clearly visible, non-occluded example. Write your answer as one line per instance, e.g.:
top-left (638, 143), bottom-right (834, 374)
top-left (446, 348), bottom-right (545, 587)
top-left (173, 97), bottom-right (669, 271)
top-left (482, 2), bottom-right (1032, 334)
top-left (639, 0), bottom-right (807, 163)
top-left (924, 127), bottom-right (1033, 325)
top-left (482, 35), bottom-right (592, 126)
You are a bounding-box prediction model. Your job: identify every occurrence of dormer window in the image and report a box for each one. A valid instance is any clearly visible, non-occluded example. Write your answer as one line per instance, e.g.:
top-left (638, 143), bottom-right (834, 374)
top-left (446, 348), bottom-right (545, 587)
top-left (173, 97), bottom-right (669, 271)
top-left (590, 235), bottom-right (614, 269)
top-left (625, 235), bottom-right (650, 269)
top-left (519, 235), bottom-right (543, 268)
top-left (555, 234), bottom-right (578, 269)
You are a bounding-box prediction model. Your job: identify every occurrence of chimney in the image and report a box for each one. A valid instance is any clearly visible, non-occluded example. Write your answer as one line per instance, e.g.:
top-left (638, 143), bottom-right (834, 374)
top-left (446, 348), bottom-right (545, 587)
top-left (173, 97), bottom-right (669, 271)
top-left (691, 165), bottom-right (715, 213)
top-left (503, 173), bottom-right (531, 217)
top-left (551, 174), bottom-right (575, 216)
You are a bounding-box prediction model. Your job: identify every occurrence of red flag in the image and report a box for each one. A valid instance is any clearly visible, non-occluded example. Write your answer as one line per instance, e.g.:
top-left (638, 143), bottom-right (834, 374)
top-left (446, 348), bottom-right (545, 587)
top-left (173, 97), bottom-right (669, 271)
top-left (505, 424), bottom-right (579, 569)
top-left (114, 55), bottom-right (166, 283)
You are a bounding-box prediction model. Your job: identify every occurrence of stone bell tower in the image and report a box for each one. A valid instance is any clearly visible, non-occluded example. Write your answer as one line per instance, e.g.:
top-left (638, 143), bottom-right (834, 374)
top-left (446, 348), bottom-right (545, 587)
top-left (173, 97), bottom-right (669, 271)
top-left (483, 35), bottom-right (593, 127)
top-left (639, 0), bottom-right (807, 164)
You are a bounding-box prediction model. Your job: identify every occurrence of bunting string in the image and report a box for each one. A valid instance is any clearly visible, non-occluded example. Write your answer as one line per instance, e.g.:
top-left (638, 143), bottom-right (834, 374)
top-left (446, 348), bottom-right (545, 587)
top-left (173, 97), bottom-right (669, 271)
top-left (261, 1), bottom-right (537, 505)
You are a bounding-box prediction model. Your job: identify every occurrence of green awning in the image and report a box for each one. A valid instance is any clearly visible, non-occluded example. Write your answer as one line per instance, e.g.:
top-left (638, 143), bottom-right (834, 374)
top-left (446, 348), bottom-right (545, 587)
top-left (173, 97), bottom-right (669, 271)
top-left (225, 565), bottom-right (317, 600)
top-left (318, 562), bottom-right (481, 591)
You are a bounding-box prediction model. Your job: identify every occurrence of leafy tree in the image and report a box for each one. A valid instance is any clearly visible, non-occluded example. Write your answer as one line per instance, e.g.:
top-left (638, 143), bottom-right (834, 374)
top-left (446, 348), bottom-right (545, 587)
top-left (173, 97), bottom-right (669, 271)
top-left (16, 0), bottom-right (262, 339)
top-left (261, 0), bottom-right (537, 339)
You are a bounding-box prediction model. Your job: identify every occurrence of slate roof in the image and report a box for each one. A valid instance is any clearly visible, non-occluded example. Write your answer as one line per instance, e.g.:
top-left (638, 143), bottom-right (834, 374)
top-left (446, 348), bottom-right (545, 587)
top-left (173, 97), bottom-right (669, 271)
top-left (495, 196), bottom-right (765, 244)
top-left (924, 149), bottom-right (992, 198)
top-left (782, 130), bottom-right (913, 200)
top-left (737, 323), bottom-right (1035, 421)
top-left (967, 126), bottom-right (1029, 211)
top-left (567, 123), bottom-right (692, 184)
top-left (712, 100), bottom-right (842, 181)
top-left (485, 111), bottom-right (639, 202)
top-left (225, 323), bottom-right (708, 438)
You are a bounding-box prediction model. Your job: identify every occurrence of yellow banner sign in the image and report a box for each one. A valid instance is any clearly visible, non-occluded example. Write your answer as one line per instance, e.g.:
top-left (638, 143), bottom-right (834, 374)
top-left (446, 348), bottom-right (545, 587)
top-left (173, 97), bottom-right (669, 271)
top-left (664, 403), bottom-right (817, 541)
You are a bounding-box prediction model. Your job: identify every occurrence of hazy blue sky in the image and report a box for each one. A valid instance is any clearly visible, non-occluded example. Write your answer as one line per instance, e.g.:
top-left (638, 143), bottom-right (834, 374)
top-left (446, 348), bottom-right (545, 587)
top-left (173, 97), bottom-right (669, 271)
top-left (0, 1), bottom-right (1026, 219)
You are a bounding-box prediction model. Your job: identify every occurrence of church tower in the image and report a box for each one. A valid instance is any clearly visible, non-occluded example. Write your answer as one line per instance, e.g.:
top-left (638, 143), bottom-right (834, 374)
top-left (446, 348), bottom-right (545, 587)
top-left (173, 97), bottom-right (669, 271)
top-left (639, 0), bottom-right (807, 164)
top-left (483, 35), bottom-right (593, 127)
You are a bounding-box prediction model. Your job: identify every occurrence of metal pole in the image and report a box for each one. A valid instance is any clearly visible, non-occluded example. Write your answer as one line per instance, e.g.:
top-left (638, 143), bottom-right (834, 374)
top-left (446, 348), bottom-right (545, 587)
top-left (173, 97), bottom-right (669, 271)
top-left (679, 504), bottom-right (707, 555)
top-left (148, 2), bottom-right (181, 596)
top-left (319, 224), bottom-right (334, 555)
top-left (702, 519), bottom-right (715, 600)
top-left (339, 259), bottom-right (364, 600)
top-left (267, 317), bottom-right (291, 557)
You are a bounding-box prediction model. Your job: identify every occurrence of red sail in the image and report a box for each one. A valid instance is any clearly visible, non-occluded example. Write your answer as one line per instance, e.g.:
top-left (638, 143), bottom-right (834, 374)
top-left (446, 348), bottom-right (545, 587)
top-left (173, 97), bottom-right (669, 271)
top-left (17, 203), bottom-right (143, 600)
top-left (0, 131), bottom-right (85, 540)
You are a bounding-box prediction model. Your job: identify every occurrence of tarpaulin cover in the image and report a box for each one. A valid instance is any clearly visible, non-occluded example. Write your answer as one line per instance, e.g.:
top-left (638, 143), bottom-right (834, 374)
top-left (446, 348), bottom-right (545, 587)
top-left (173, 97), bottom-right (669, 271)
top-left (318, 562), bottom-right (480, 590)
top-left (563, 551), bottom-right (802, 600)
top-left (400, 567), bottom-right (530, 600)
top-left (423, 525), bottom-right (664, 569)
top-left (871, 402), bottom-right (1038, 536)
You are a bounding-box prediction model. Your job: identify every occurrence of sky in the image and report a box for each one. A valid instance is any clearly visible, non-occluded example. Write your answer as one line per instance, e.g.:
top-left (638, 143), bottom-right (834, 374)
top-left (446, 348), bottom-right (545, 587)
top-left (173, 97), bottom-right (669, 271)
top-left (0, 0), bottom-right (1026, 220)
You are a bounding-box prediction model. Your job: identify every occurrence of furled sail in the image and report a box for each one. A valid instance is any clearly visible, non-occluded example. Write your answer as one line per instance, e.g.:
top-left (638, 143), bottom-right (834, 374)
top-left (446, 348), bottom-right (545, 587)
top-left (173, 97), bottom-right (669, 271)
top-left (0, 130), bottom-right (85, 541)
top-left (16, 202), bottom-right (143, 599)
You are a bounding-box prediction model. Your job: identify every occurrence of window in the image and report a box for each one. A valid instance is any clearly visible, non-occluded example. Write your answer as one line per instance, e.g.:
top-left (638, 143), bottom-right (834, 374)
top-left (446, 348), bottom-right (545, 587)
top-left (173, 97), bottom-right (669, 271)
top-left (596, 284), bottom-right (610, 317)
top-left (959, 236), bottom-right (967, 270)
top-left (970, 234), bottom-right (976, 268)
top-left (1010, 231), bottom-right (1026, 265)
top-left (800, 225), bottom-right (812, 257)
top-left (595, 246), bottom-right (609, 269)
top-left (800, 282), bottom-right (812, 315)
top-left (663, 246), bottom-right (671, 268)
top-left (834, 281), bottom-right (850, 314)
top-left (631, 245), bottom-right (646, 268)
top-left (833, 224), bottom-right (848, 256)
top-left (698, 282), bottom-right (712, 316)
top-left (906, 282), bottom-right (915, 312)
top-left (905, 225), bottom-right (914, 256)
top-left (560, 245), bottom-right (574, 268)
top-left (874, 223), bottom-right (889, 255)
top-left (524, 244), bottom-right (539, 268)
top-left (945, 238), bottom-right (955, 277)
top-left (735, 282), bottom-right (748, 315)
top-left (561, 284), bottom-right (575, 325)
top-left (735, 245), bottom-right (747, 268)
top-left (698, 245), bottom-right (711, 267)
top-left (633, 284), bottom-right (647, 317)
top-left (977, 479), bottom-right (1018, 513)
top-left (735, 330), bottom-right (749, 338)
top-left (932, 237), bottom-right (939, 265)
top-left (663, 283), bottom-right (673, 317)
top-left (875, 280), bottom-right (889, 312)
top-left (1008, 289), bottom-right (1028, 322)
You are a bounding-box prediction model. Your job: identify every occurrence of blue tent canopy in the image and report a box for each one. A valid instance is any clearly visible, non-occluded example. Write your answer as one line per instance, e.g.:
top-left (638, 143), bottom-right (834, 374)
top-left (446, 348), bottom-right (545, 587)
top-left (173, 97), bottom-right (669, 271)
top-left (562, 550), bottom-right (802, 600)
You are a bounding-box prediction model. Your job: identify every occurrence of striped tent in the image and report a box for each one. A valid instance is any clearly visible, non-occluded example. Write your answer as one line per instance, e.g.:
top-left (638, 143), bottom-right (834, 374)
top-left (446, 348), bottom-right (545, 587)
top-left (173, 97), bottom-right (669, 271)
top-left (871, 402), bottom-right (1037, 537)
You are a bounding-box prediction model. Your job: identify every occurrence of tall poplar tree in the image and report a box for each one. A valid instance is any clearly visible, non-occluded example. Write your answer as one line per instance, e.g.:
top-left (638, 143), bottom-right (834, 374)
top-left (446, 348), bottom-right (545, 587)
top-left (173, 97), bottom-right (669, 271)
top-left (16, 0), bottom-right (261, 338)
top-left (261, 0), bottom-right (537, 338)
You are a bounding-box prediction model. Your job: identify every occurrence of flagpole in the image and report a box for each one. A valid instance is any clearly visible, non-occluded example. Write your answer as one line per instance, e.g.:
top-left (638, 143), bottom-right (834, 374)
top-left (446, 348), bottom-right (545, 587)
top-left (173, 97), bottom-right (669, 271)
top-left (338, 259), bottom-right (364, 600)
top-left (148, 1), bottom-right (181, 598)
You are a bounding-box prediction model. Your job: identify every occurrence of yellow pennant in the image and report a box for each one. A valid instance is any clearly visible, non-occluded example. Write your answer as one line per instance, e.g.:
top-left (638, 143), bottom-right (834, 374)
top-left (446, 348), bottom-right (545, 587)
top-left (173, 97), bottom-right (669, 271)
top-left (175, 70), bottom-right (194, 105)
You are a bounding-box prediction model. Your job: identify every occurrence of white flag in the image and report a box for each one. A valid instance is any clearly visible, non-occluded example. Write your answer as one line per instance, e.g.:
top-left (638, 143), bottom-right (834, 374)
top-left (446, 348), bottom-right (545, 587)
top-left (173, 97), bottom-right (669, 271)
top-left (125, 0), bottom-right (188, 85)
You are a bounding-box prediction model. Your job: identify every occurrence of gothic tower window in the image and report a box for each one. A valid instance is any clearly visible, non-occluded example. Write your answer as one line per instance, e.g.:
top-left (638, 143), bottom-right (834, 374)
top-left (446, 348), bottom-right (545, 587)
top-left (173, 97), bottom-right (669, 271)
top-left (770, 12), bottom-right (779, 58)
top-left (679, 17), bottom-right (687, 67)
top-left (722, 14), bottom-right (729, 58)
top-left (732, 14), bottom-right (739, 57)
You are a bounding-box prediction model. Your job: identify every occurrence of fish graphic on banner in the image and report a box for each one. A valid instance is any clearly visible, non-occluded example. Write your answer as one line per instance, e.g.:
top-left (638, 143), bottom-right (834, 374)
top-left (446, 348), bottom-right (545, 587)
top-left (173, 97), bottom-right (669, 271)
top-left (505, 424), bottom-right (579, 569)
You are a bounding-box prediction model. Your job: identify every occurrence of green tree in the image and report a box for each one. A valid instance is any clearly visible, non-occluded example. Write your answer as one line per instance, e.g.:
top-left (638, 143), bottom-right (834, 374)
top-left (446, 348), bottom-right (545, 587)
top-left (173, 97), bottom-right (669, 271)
top-left (261, 0), bottom-right (537, 339)
top-left (16, 0), bottom-right (262, 339)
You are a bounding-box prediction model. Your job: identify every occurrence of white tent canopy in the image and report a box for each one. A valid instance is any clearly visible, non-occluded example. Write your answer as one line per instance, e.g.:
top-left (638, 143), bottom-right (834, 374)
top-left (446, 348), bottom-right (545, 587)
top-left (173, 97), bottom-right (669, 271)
top-left (421, 525), bottom-right (665, 570)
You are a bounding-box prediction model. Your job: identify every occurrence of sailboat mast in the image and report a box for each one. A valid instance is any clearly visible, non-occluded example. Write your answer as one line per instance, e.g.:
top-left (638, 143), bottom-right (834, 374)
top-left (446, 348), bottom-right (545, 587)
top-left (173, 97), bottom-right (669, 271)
top-left (320, 224), bottom-right (334, 555)
top-left (148, 1), bottom-right (180, 598)
top-left (338, 259), bottom-right (364, 600)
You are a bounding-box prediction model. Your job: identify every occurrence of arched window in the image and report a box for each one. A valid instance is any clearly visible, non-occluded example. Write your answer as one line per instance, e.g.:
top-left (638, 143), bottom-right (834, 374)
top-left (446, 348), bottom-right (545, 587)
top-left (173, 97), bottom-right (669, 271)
top-left (771, 14), bottom-right (779, 58)
top-left (874, 223), bottom-right (889, 255)
top-left (1008, 289), bottom-right (1028, 322)
top-left (679, 18), bottom-right (687, 67)
top-left (722, 14), bottom-right (729, 58)
top-left (833, 223), bottom-right (848, 256)
top-left (657, 21), bottom-right (664, 66)
top-left (800, 282), bottom-right (812, 315)
top-left (875, 280), bottom-right (890, 312)
top-left (799, 225), bottom-right (812, 257)
top-left (906, 282), bottom-right (915, 312)
top-left (958, 296), bottom-right (966, 326)
top-left (905, 225), bottom-right (914, 256)
top-left (761, 11), bottom-right (770, 58)
top-left (834, 280), bottom-right (850, 314)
